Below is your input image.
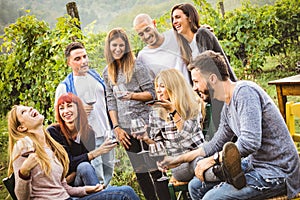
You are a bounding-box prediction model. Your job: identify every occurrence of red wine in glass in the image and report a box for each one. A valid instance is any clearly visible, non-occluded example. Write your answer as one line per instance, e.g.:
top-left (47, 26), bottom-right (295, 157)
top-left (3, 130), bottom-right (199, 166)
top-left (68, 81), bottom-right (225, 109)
top-left (131, 118), bottom-right (148, 154)
top-left (149, 142), bottom-right (169, 181)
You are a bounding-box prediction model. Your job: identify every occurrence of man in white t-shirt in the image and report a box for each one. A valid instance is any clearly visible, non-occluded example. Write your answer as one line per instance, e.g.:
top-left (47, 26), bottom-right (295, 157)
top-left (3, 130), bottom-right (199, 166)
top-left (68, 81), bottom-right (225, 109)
top-left (55, 42), bottom-right (114, 186)
top-left (133, 13), bottom-right (190, 83)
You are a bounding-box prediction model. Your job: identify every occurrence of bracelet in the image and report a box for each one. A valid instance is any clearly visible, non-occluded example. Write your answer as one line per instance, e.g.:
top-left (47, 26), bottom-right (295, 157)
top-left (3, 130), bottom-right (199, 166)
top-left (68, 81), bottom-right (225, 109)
top-left (174, 118), bottom-right (182, 123)
top-left (113, 124), bottom-right (119, 129)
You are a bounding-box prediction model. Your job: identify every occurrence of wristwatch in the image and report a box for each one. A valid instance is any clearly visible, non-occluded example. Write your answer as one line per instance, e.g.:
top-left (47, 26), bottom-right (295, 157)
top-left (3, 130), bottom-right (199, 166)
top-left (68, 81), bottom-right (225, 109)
top-left (213, 152), bottom-right (220, 165)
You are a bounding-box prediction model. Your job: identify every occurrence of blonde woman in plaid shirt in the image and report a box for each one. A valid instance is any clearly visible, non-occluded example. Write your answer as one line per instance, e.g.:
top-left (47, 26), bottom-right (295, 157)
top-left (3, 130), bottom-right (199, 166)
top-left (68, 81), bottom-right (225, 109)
top-left (136, 68), bottom-right (205, 182)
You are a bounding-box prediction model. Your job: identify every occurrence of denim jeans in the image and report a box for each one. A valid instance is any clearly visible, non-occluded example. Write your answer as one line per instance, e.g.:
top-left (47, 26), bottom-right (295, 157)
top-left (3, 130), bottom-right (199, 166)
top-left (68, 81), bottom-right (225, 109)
top-left (74, 162), bottom-right (99, 186)
top-left (188, 176), bottom-right (221, 199)
top-left (70, 185), bottom-right (140, 200)
top-left (189, 158), bottom-right (287, 200)
top-left (91, 136), bottom-right (114, 186)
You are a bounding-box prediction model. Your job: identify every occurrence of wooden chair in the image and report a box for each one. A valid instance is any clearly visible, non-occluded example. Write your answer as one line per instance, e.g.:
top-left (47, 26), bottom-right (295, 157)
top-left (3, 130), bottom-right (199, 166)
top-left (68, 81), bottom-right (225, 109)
top-left (286, 101), bottom-right (300, 155)
top-left (168, 176), bottom-right (190, 200)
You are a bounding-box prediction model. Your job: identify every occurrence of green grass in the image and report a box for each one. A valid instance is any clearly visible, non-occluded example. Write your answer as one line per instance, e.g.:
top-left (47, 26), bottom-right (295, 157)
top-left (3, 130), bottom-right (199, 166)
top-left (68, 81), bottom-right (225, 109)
top-left (1, 66), bottom-right (299, 200)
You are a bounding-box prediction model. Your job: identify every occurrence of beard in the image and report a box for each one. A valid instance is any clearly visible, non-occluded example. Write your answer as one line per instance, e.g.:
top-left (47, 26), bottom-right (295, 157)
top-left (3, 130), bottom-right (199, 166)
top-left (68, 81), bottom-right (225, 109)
top-left (198, 89), bottom-right (211, 103)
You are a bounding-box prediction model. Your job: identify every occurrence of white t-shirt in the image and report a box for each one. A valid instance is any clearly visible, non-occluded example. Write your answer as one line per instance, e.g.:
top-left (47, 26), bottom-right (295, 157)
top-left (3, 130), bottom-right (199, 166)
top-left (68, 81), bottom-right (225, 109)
top-left (137, 29), bottom-right (190, 82)
top-left (55, 74), bottom-right (110, 138)
top-left (189, 33), bottom-right (201, 60)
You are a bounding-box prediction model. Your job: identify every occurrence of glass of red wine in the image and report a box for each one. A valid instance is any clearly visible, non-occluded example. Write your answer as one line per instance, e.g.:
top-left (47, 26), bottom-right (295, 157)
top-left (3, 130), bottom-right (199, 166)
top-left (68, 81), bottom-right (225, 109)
top-left (130, 118), bottom-right (148, 154)
top-left (149, 142), bottom-right (169, 181)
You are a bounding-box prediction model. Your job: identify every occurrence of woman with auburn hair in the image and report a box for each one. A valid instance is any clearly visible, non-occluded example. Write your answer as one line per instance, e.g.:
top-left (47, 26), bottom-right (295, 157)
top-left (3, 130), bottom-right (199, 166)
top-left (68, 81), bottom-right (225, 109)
top-left (103, 27), bottom-right (171, 200)
top-left (47, 92), bottom-right (116, 186)
top-left (7, 105), bottom-right (140, 199)
top-left (134, 68), bottom-right (206, 182)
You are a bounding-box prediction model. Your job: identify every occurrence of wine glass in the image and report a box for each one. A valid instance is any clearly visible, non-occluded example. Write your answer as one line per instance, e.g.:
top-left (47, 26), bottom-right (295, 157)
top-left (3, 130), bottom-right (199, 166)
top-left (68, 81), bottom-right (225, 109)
top-left (82, 85), bottom-right (96, 121)
top-left (113, 84), bottom-right (128, 100)
top-left (130, 118), bottom-right (148, 154)
top-left (149, 142), bottom-right (169, 181)
top-left (83, 84), bottom-right (97, 106)
top-left (113, 84), bottom-right (132, 116)
top-left (105, 129), bottom-right (120, 164)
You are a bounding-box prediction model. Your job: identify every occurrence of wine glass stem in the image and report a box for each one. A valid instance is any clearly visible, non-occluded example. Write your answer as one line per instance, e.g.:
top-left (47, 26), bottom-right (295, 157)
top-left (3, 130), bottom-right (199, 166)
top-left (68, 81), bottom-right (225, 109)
top-left (140, 139), bottom-right (145, 151)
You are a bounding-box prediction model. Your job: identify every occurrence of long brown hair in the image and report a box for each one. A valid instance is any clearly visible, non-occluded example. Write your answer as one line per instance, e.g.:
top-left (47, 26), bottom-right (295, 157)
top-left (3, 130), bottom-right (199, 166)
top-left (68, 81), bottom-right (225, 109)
top-left (55, 93), bottom-right (91, 145)
top-left (104, 28), bottom-right (135, 85)
top-left (171, 3), bottom-right (200, 65)
top-left (7, 106), bottom-right (69, 180)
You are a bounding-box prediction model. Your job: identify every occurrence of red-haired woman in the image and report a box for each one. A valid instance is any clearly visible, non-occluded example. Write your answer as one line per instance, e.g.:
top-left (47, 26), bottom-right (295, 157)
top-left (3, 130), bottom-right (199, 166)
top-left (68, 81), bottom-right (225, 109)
top-left (47, 92), bottom-right (116, 187)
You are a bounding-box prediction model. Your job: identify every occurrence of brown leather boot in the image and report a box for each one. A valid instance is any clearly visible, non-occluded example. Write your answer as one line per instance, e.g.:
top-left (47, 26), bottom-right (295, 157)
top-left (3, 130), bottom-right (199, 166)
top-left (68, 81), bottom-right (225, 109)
top-left (221, 142), bottom-right (246, 189)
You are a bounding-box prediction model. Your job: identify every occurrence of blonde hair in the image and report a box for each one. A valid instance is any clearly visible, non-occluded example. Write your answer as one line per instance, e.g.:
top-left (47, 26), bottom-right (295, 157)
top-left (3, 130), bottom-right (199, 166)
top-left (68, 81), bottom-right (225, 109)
top-left (7, 106), bottom-right (69, 180)
top-left (104, 28), bottom-right (135, 85)
top-left (154, 69), bottom-right (204, 122)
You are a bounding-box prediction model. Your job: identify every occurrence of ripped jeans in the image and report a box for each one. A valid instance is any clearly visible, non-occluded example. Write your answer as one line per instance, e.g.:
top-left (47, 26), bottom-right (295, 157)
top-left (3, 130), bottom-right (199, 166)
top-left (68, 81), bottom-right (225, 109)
top-left (189, 158), bottom-right (287, 200)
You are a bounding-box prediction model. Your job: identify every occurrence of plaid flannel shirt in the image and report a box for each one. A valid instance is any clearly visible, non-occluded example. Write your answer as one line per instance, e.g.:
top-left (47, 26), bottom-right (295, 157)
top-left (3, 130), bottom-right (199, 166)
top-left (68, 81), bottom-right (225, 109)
top-left (149, 109), bottom-right (205, 156)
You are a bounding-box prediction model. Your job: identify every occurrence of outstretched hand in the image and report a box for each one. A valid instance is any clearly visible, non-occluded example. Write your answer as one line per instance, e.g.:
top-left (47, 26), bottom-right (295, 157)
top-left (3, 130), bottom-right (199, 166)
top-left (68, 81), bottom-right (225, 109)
top-left (157, 155), bottom-right (182, 172)
top-left (85, 183), bottom-right (105, 194)
top-left (92, 138), bottom-right (117, 158)
top-left (98, 138), bottom-right (117, 154)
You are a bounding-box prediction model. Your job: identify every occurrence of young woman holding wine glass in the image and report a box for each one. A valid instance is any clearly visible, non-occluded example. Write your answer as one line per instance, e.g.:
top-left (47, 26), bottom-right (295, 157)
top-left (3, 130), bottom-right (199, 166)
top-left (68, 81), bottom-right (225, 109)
top-left (47, 93), bottom-right (117, 187)
top-left (136, 68), bottom-right (206, 182)
top-left (103, 28), bottom-right (171, 200)
top-left (7, 105), bottom-right (140, 200)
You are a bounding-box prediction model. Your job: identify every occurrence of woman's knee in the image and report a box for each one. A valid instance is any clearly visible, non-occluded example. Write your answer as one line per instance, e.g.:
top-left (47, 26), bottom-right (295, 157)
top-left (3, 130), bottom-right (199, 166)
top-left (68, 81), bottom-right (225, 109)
top-left (77, 162), bottom-right (94, 174)
top-left (106, 185), bottom-right (137, 197)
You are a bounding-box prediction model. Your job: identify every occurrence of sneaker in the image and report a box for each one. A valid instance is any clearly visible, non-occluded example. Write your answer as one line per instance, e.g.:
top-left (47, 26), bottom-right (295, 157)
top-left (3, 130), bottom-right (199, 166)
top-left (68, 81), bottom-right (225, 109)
top-left (221, 142), bottom-right (246, 189)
